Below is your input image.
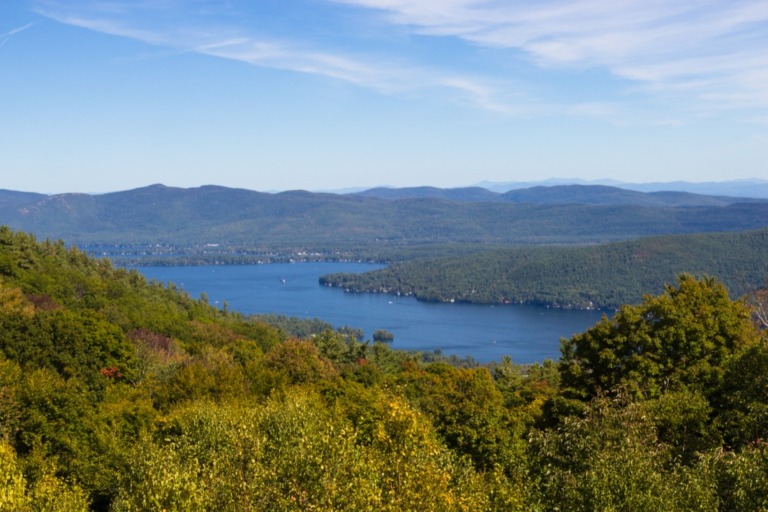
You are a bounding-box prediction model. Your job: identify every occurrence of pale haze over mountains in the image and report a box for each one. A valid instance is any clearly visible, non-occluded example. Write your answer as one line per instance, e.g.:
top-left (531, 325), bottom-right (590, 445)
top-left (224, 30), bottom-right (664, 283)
top-left (322, 179), bottom-right (768, 199)
top-left (476, 179), bottom-right (768, 197)
top-left (4, 179), bottom-right (768, 200)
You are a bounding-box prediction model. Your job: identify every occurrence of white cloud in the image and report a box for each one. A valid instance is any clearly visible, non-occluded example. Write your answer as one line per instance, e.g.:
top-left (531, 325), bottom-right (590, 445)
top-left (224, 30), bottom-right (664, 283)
top-left (331, 0), bottom-right (768, 113)
top-left (30, 0), bottom-right (768, 121)
top-left (32, 1), bottom-right (532, 116)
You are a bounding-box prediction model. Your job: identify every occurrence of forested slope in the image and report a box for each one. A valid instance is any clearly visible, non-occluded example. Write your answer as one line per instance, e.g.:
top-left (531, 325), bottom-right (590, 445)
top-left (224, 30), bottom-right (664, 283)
top-left (321, 228), bottom-right (768, 309)
top-left (1, 227), bottom-right (768, 510)
top-left (2, 184), bottom-right (768, 253)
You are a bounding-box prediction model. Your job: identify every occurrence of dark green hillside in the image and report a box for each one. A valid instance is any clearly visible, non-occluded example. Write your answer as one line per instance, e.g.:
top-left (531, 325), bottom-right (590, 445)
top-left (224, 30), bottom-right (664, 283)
top-left (321, 228), bottom-right (768, 309)
top-left (1, 227), bottom-right (768, 510)
top-left (2, 185), bottom-right (767, 256)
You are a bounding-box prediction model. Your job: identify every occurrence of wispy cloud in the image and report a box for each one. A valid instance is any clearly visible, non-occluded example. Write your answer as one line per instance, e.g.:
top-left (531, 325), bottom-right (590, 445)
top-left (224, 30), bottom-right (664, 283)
top-left (331, 0), bottom-right (768, 114)
top-left (0, 22), bottom-right (37, 50)
top-left (30, 0), bottom-right (768, 121)
top-left (31, 1), bottom-right (530, 116)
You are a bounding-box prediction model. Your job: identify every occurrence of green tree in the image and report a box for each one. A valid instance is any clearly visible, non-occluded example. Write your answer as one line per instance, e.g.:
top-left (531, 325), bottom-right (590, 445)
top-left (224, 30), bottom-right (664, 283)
top-left (559, 275), bottom-right (761, 400)
top-left (114, 392), bottom-right (493, 511)
top-left (713, 343), bottom-right (768, 448)
top-left (373, 329), bottom-right (394, 343)
top-left (712, 441), bottom-right (768, 511)
top-left (0, 439), bottom-right (28, 510)
top-left (0, 439), bottom-right (89, 512)
top-left (491, 356), bottom-right (524, 408)
top-left (643, 388), bottom-right (720, 464)
top-left (398, 362), bottom-right (524, 473)
top-left (528, 394), bottom-right (719, 511)
top-left (14, 369), bottom-right (102, 494)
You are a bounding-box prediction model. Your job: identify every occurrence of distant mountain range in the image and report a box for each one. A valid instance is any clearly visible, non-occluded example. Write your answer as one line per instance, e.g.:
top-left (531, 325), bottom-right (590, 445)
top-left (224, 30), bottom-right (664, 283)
top-left (1, 183), bottom-right (767, 254)
top-left (0, 189), bottom-right (48, 206)
top-left (354, 186), bottom-right (500, 202)
top-left (473, 178), bottom-right (768, 198)
top-left (354, 184), bottom-right (763, 206)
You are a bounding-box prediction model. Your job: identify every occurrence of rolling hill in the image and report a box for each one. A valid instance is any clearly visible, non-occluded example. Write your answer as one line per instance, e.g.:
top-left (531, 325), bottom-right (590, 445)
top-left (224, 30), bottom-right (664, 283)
top-left (1, 184), bottom-right (767, 257)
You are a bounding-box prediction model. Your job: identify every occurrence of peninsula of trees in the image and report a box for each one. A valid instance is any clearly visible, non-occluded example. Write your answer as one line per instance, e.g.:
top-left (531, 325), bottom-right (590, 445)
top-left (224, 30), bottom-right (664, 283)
top-left (320, 228), bottom-right (768, 309)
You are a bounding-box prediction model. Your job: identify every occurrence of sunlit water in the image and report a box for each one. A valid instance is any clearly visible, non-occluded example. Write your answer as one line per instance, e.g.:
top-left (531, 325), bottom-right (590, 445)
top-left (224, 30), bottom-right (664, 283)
top-left (139, 262), bottom-right (605, 363)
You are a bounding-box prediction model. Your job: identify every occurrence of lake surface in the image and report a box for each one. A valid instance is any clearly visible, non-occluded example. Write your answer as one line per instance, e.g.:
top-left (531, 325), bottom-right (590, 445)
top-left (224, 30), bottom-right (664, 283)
top-left (139, 262), bottom-right (605, 364)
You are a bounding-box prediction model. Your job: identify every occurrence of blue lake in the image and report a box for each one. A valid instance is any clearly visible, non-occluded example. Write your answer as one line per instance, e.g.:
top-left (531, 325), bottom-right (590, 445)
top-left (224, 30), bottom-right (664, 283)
top-left (139, 262), bottom-right (605, 364)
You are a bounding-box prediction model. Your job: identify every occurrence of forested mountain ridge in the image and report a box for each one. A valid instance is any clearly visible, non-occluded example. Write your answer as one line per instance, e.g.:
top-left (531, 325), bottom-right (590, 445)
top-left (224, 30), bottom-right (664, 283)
top-left (321, 228), bottom-right (768, 309)
top-left (358, 184), bottom-right (757, 206)
top-left (478, 178), bottom-right (768, 198)
top-left (1, 184), bottom-right (767, 253)
top-left (1, 227), bottom-right (768, 510)
top-left (0, 189), bottom-right (47, 207)
top-left (498, 184), bottom-right (750, 206)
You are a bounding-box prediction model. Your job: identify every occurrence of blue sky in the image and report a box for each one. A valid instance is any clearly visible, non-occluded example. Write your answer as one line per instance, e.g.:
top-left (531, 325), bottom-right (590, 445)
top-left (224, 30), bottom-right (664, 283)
top-left (1, 0), bottom-right (767, 193)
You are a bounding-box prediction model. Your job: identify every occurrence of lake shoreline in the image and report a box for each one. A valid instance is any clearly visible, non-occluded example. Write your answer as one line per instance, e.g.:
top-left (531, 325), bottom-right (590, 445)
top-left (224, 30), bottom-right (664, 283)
top-left (128, 257), bottom-right (614, 311)
top-left (138, 262), bottom-right (604, 364)
top-left (321, 282), bottom-right (613, 311)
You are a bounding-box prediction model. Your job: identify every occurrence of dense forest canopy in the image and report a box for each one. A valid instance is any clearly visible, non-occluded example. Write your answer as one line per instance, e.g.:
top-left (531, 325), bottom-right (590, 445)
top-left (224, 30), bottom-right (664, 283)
top-left (0, 226), bottom-right (767, 510)
top-left (321, 228), bottom-right (768, 309)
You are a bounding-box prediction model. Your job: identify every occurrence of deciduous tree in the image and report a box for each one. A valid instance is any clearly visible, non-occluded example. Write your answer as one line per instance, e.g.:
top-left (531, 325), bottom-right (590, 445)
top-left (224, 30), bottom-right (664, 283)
top-left (559, 275), bottom-right (761, 400)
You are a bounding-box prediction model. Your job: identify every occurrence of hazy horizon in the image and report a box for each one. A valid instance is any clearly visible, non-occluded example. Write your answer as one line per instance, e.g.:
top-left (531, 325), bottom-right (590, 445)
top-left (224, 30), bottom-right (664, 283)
top-left (3, 177), bottom-right (768, 198)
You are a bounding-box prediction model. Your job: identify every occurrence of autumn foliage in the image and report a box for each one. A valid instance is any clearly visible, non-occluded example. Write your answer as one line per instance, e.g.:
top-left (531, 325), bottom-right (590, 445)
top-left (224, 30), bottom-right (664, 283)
top-left (1, 226), bottom-right (767, 510)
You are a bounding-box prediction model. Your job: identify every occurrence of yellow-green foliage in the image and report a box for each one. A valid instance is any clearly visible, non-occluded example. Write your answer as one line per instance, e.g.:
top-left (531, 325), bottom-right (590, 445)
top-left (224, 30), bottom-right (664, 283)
top-left (529, 394), bottom-right (721, 511)
top-left (27, 472), bottom-right (90, 512)
top-left (0, 440), bottom-right (89, 512)
top-left (1, 227), bottom-right (768, 511)
top-left (0, 440), bottom-right (28, 511)
top-left (113, 390), bottom-right (492, 511)
top-left (0, 279), bottom-right (34, 318)
top-left (713, 442), bottom-right (768, 511)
